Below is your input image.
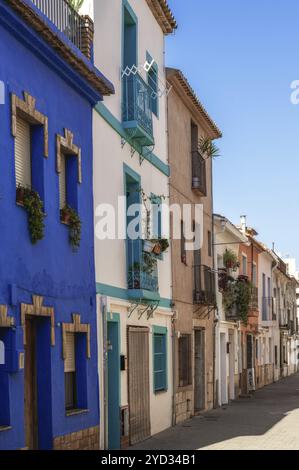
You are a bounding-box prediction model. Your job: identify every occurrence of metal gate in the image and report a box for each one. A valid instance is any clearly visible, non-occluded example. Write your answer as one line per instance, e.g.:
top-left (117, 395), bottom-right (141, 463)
top-left (128, 327), bottom-right (151, 445)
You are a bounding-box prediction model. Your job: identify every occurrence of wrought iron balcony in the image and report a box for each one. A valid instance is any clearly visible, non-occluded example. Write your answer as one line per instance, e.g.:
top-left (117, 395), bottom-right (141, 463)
top-left (30, 0), bottom-right (93, 58)
top-left (127, 239), bottom-right (159, 293)
top-left (122, 72), bottom-right (154, 147)
top-left (192, 150), bottom-right (207, 196)
top-left (193, 265), bottom-right (215, 305)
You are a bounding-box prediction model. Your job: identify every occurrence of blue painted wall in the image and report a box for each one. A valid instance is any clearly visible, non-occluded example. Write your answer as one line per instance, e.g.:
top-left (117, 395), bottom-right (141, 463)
top-left (0, 1), bottom-right (109, 450)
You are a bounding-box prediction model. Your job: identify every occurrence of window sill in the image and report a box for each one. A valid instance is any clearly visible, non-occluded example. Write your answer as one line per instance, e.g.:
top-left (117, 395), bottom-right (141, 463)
top-left (65, 408), bottom-right (89, 417)
top-left (177, 384), bottom-right (193, 392)
top-left (154, 389), bottom-right (168, 395)
top-left (0, 426), bottom-right (12, 433)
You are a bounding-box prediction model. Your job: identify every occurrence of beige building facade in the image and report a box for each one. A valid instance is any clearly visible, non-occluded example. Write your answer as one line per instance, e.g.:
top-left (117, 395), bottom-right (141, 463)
top-left (167, 68), bottom-right (221, 423)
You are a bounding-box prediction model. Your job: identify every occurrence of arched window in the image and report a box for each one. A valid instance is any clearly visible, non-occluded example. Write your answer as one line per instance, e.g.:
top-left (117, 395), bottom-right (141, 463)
top-left (0, 340), bottom-right (4, 365)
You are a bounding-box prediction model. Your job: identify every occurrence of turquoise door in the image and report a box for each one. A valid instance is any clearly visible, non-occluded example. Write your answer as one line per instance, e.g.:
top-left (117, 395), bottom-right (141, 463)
top-left (107, 321), bottom-right (120, 449)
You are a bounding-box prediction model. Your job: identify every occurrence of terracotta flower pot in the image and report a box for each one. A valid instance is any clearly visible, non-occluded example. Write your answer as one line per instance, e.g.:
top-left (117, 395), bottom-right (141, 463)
top-left (152, 243), bottom-right (162, 255)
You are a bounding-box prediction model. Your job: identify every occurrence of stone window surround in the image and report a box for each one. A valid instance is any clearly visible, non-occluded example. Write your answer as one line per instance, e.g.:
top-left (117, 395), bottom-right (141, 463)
top-left (11, 92), bottom-right (48, 157)
top-left (21, 295), bottom-right (55, 346)
top-left (62, 314), bottom-right (90, 360)
top-left (0, 305), bottom-right (14, 328)
top-left (56, 129), bottom-right (82, 184)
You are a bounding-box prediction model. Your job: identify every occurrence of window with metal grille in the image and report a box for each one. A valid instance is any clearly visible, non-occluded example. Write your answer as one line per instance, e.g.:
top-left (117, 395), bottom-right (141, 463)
top-left (178, 334), bottom-right (192, 387)
top-left (153, 331), bottom-right (167, 392)
top-left (147, 59), bottom-right (159, 117)
top-left (64, 333), bottom-right (77, 411)
top-left (15, 117), bottom-right (31, 189)
top-left (59, 153), bottom-right (67, 210)
top-left (59, 152), bottom-right (79, 214)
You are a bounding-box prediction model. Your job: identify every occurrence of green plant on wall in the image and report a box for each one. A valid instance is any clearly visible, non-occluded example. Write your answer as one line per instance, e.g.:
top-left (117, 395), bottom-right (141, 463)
top-left (235, 278), bottom-right (252, 323)
top-left (18, 186), bottom-right (45, 244)
top-left (61, 205), bottom-right (81, 250)
top-left (199, 137), bottom-right (220, 159)
top-left (223, 248), bottom-right (240, 271)
top-left (223, 276), bottom-right (252, 323)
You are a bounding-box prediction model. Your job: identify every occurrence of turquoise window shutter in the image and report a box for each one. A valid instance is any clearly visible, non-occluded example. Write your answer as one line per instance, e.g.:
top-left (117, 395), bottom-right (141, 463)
top-left (153, 329), bottom-right (167, 392)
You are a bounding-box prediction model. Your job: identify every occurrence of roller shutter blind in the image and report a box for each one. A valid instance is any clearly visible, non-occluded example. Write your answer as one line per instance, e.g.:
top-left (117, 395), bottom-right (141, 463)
top-left (59, 153), bottom-right (67, 209)
top-left (64, 333), bottom-right (76, 373)
top-left (15, 117), bottom-right (31, 188)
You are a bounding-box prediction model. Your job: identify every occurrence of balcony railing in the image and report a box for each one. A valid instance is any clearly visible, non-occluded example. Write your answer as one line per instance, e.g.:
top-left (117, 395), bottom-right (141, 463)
top-left (262, 296), bottom-right (272, 321)
top-left (127, 239), bottom-right (158, 293)
top-left (31, 0), bottom-right (91, 56)
top-left (194, 265), bottom-right (215, 305)
top-left (192, 151), bottom-right (207, 196)
top-left (122, 73), bottom-right (154, 147)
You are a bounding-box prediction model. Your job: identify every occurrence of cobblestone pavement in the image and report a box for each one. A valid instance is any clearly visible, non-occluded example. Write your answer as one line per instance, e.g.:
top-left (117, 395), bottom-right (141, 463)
top-left (131, 374), bottom-right (299, 450)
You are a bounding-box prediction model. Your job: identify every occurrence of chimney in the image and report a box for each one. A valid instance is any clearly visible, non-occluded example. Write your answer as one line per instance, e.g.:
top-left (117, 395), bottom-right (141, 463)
top-left (240, 215), bottom-right (247, 234)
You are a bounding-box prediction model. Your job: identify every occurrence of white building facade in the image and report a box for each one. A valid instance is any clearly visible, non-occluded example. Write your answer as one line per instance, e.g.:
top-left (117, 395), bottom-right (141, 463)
top-left (84, 0), bottom-right (177, 449)
top-left (214, 215), bottom-right (247, 406)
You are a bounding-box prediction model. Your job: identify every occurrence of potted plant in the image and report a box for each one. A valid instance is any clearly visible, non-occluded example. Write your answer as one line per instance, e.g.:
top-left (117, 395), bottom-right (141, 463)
top-left (60, 205), bottom-right (81, 250)
top-left (152, 242), bottom-right (162, 256)
top-left (18, 186), bottom-right (45, 244)
top-left (223, 249), bottom-right (240, 271)
top-left (150, 238), bottom-right (169, 255)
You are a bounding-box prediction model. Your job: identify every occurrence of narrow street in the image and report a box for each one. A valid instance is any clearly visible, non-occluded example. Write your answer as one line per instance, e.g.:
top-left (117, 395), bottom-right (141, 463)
top-left (131, 374), bottom-right (299, 451)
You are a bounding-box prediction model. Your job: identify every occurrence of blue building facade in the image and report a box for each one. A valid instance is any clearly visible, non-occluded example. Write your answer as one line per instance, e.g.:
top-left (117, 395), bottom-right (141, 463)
top-left (0, 0), bottom-right (113, 450)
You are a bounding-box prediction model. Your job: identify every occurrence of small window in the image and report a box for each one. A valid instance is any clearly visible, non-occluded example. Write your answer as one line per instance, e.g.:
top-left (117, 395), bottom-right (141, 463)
top-left (59, 153), bottom-right (67, 210)
top-left (15, 117), bottom-right (31, 189)
top-left (151, 196), bottom-right (162, 239)
top-left (275, 345), bottom-right (278, 366)
top-left (208, 231), bottom-right (212, 257)
top-left (252, 263), bottom-right (257, 286)
top-left (153, 331), bottom-right (167, 392)
top-left (148, 60), bottom-right (159, 117)
top-left (242, 255), bottom-right (247, 276)
top-left (64, 333), bottom-right (77, 411)
top-left (178, 334), bottom-right (192, 387)
top-left (59, 153), bottom-right (78, 213)
top-left (181, 221), bottom-right (186, 264)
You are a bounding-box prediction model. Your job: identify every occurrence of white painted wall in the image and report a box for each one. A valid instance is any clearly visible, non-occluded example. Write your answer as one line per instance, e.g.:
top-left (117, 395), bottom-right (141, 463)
top-left (91, 0), bottom-right (173, 443)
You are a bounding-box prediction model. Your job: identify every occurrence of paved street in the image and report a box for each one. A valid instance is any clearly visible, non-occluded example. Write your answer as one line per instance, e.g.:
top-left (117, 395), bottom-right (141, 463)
top-left (131, 374), bottom-right (299, 450)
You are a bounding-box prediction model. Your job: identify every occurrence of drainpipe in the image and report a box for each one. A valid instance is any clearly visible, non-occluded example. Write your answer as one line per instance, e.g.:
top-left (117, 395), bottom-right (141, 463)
top-left (171, 310), bottom-right (177, 427)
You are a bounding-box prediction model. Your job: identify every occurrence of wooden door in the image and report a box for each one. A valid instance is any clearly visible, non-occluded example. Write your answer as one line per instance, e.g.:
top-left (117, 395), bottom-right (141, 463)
top-left (194, 329), bottom-right (205, 411)
top-left (24, 317), bottom-right (38, 450)
top-left (128, 327), bottom-right (150, 445)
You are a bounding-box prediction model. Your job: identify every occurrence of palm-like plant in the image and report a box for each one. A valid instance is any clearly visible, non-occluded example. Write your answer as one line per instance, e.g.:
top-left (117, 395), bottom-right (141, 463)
top-left (199, 137), bottom-right (221, 159)
top-left (69, 0), bottom-right (85, 12)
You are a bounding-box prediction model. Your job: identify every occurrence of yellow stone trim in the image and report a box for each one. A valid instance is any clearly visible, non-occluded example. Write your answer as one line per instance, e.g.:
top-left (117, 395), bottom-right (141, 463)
top-left (62, 314), bottom-right (91, 360)
top-left (21, 295), bottom-right (55, 345)
top-left (0, 305), bottom-right (14, 328)
top-left (11, 92), bottom-right (49, 157)
top-left (56, 129), bottom-right (82, 184)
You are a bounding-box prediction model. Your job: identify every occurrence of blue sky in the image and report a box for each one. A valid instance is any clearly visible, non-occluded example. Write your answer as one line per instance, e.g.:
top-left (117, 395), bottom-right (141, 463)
top-left (166, 0), bottom-right (299, 264)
